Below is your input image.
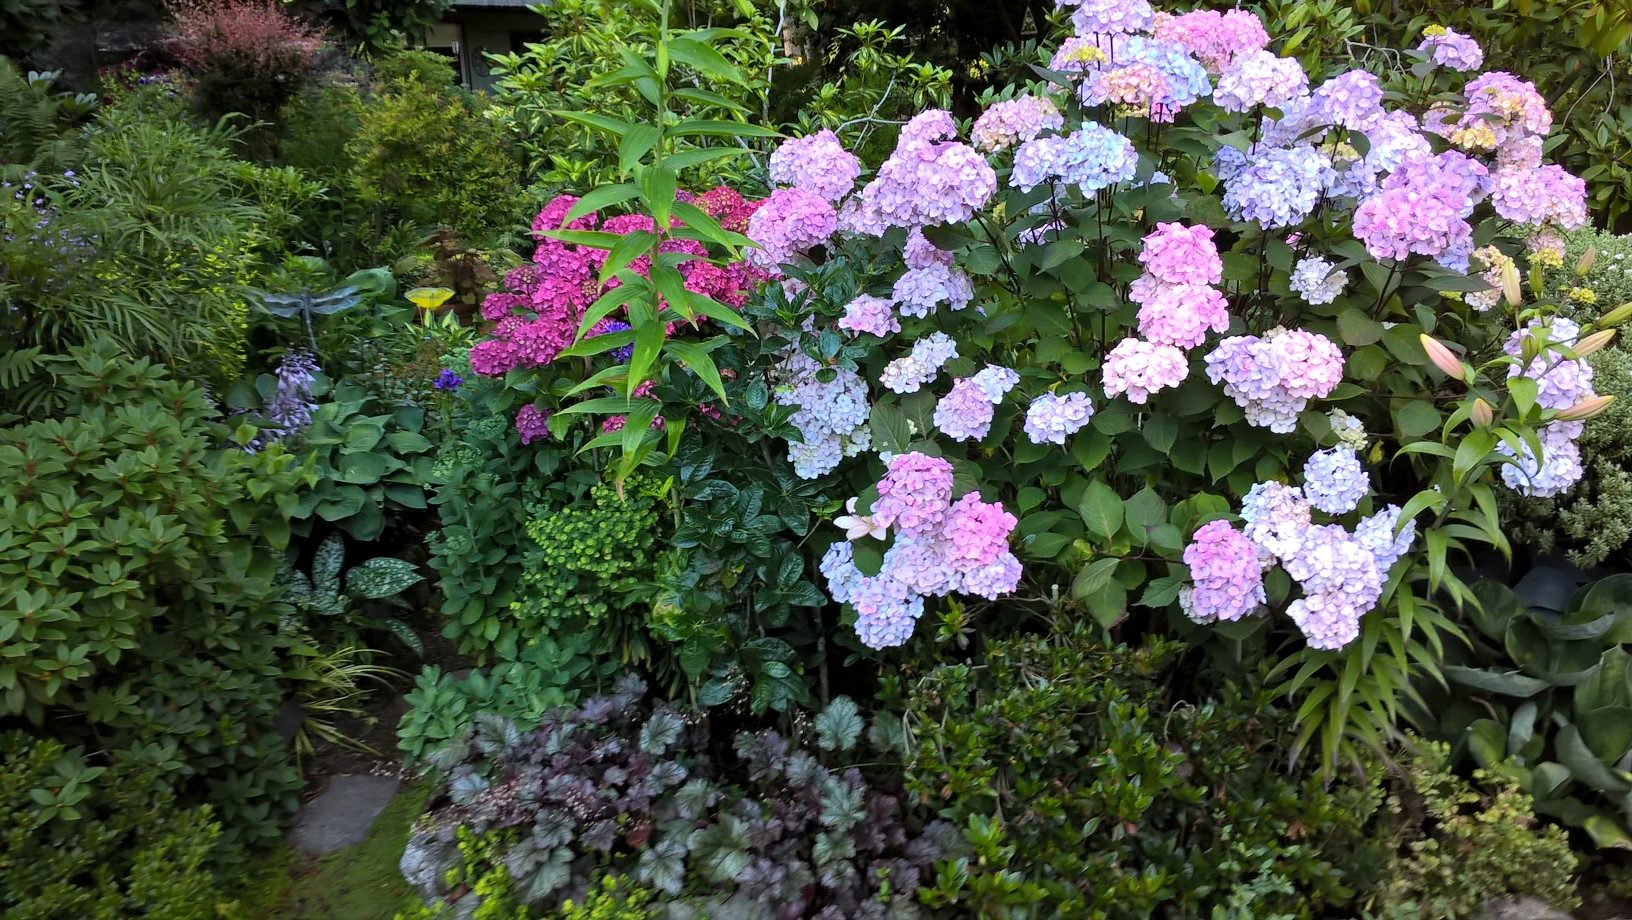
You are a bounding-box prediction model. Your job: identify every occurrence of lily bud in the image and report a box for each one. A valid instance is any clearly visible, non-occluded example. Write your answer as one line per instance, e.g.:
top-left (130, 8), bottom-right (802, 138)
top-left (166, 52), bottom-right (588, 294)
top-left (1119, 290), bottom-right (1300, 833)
top-left (1577, 247), bottom-right (1598, 276)
top-left (1556, 394), bottom-right (1615, 421)
top-left (1420, 334), bottom-right (1465, 379)
top-left (1471, 398), bottom-right (1494, 427)
top-left (1600, 302), bottom-right (1632, 328)
top-left (1574, 328), bottom-right (1616, 357)
top-left (1502, 262), bottom-right (1523, 307)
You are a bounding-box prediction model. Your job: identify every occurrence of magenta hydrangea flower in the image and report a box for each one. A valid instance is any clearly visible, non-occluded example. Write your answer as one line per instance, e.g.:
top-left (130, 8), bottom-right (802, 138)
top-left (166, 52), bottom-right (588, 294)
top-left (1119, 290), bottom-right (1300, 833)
top-left (871, 452), bottom-right (955, 536)
top-left (972, 95), bottom-right (1064, 152)
top-left (768, 129), bottom-right (862, 202)
top-left (1418, 27), bottom-right (1483, 71)
top-left (746, 186), bottom-right (838, 271)
top-left (1181, 520), bottom-right (1267, 624)
top-left (838, 294), bottom-right (900, 337)
top-left (1302, 446), bottom-right (1369, 514)
top-left (1138, 222), bottom-right (1222, 286)
top-left (1136, 283), bottom-right (1230, 349)
top-left (943, 493), bottom-right (1018, 568)
top-left (516, 404), bottom-right (550, 444)
top-left (1024, 392), bottom-right (1095, 445)
top-left (1212, 50), bottom-right (1307, 112)
top-left (1102, 338), bottom-right (1189, 404)
top-left (1352, 176), bottom-right (1473, 263)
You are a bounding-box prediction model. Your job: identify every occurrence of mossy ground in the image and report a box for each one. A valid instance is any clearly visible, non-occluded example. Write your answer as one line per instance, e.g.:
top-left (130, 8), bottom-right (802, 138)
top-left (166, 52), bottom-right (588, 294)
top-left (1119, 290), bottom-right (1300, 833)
top-left (240, 781), bottom-right (430, 920)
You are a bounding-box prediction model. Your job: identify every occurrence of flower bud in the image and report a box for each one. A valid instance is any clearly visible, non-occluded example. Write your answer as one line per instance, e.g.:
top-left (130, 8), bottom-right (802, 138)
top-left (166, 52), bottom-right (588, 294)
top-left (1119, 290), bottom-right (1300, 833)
top-left (1574, 328), bottom-right (1615, 357)
top-left (1502, 262), bottom-right (1523, 307)
top-left (1420, 334), bottom-right (1464, 379)
top-left (1600, 302), bottom-right (1632, 327)
top-left (1556, 394), bottom-right (1614, 421)
top-left (1471, 398), bottom-right (1494, 427)
top-left (1576, 247), bottom-right (1597, 276)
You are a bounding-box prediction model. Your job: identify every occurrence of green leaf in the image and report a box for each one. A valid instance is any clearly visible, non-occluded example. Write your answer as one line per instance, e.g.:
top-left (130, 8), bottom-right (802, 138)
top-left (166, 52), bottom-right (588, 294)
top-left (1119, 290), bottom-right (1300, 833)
top-left (666, 340), bottom-right (728, 403)
top-left (345, 557), bottom-right (425, 599)
top-left (814, 696), bottom-right (864, 752)
top-left (1071, 557), bottom-right (1120, 601)
top-left (666, 35), bottom-right (743, 82)
top-left (1443, 665), bottom-right (1550, 697)
top-left (1395, 400), bottom-right (1441, 438)
top-left (618, 124), bottom-right (661, 176)
top-left (559, 182), bottom-right (640, 228)
top-left (551, 110), bottom-right (634, 139)
top-left (671, 118), bottom-right (782, 139)
top-left (639, 166), bottom-right (679, 229)
top-left (1076, 480), bottom-right (1124, 542)
top-left (599, 231), bottom-right (659, 287)
top-left (1336, 309), bottom-right (1385, 346)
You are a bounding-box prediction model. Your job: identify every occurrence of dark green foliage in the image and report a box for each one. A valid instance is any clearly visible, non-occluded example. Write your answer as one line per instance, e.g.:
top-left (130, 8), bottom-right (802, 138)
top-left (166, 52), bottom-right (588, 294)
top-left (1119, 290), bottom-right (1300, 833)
top-left (0, 59), bottom-right (95, 172)
top-left (0, 734), bottom-right (242, 919)
top-left (1427, 574), bottom-right (1632, 848)
top-left (296, 0), bottom-right (453, 50)
top-left (903, 629), bottom-right (1383, 917)
top-left (1368, 740), bottom-right (1579, 919)
top-left (428, 374), bottom-right (562, 658)
top-left (0, 339), bottom-right (307, 850)
top-left (348, 51), bottom-right (523, 253)
top-left (397, 635), bottom-right (600, 771)
top-left (400, 677), bottom-right (955, 916)
top-left (286, 378), bottom-right (437, 541)
top-left (279, 531), bottom-right (426, 652)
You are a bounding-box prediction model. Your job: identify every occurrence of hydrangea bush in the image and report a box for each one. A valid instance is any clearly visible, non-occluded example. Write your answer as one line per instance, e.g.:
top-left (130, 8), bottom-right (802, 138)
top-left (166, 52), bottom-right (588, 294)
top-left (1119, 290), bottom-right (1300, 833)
top-left (467, 1), bottom-right (1615, 768)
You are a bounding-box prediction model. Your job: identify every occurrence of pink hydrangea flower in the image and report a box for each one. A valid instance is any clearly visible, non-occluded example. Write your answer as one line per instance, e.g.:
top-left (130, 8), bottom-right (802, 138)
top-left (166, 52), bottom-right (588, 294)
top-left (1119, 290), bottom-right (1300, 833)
top-left (1181, 520), bottom-right (1266, 623)
top-left (871, 452), bottom-right (955, 536)
top-left (1102, 338), bottom-right (1189, 404)
top-left (769, 129), bottom-right (863, 202)
top-left (1138, 222), bottom-right (1222, 286)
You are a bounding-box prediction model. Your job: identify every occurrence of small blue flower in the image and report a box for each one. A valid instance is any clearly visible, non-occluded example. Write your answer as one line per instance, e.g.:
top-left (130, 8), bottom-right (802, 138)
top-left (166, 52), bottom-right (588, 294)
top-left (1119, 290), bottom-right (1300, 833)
top-left (434, 369), bottom-right (463, 391)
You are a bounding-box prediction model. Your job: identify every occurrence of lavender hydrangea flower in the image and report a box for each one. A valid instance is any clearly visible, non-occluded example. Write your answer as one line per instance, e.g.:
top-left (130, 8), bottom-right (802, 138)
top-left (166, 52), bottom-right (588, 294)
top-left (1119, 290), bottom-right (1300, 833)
top-left (1302, 446), bottom-right (1369, 514)
top-left (1219, 144), bottom-right (1332, 229)
top-left (1181, 520), bottom-right (1267, 623)
top-left (1212, 49), bottom-right (1307, 112)
top-left (1024, 392), bottom-right (1095, 445)
top-left (1356, 504), bottom-right (1417, 570)
top-left (1419, 27), bottom-right (1483, 71)
top-left (768, 129), bottom-right (862, 202)
top-left (837, 294), bottom-right (900, 338)
top-left (880, 332), bottom-right (959, 394)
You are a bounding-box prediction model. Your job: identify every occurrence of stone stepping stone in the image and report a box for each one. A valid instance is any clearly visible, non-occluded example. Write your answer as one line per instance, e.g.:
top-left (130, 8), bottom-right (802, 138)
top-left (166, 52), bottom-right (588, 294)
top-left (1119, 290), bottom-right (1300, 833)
top-left (289, 774), bottom-right (402, 856)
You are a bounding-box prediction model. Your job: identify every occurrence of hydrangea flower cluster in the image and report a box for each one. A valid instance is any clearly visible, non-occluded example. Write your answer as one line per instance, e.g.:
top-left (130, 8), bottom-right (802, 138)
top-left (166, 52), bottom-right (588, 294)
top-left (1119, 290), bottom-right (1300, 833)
top-left (473, 191), bottom-right (763, 378)
top-left (1289, 256), bottom-right (1348, 306)
top-left (773, 350), bottom-right (872, 478)
top-left (1125, 223), bottom-right (1231, 351)
top-left (1222, 451), bottom-right (1410, 650)
top-left (767, 129), bottom-right (862, 202)
top-left (1024, 391), bottom-right (1096, 445)
top-left (838, 294), bottom-right (899, 338)
top-left (893, 262), bottom-right (975, 317)
top-left (822, 453), bottom-right (1022, 647)
top-left (1102, 338), bottom-right (1189, 404)
top-left (1064, 0), bottom-right (1153, 36)
top-left (934, 365), bottom-right (1018, 441)
top-left (1205, 328), bottom-right (1345, 432)
top-left (1309, 70), bottom-right (1384, 129)
top-left (971, 95), bottom-right (1064, 152)
top-left (1419, 26), bottom-right (1483, 72)
top-left (515, 404), bottom-right (550, 445)
top-left (880, 332), bottom-right (959, 394)
top-left (1216, 144), bottom-right (1332, 229)
top-left (745, 187), bottom-right (838, 271)
top-left (1490, 318), bottom-right (1595, 498)
top-left (1212, 49), bottom-right (1307, 112)
top-left (1010, 122), bottom-right (1138, 194)
top-left (848, 110), bottom-right (997, 232)
top-left (1180, 520), bottom-right (1266, 623)
top-left (1151, 8), bottom-right (1269, 73)
top-left (1302, 446), bottom-right (1368, 514)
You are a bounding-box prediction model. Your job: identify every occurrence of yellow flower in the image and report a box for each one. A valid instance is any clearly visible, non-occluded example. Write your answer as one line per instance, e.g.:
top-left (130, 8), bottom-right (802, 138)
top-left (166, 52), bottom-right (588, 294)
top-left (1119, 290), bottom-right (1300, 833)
top-left (1568, 286), bottom-right (1598, 305)
top-left (406, 287), bottom-right (454, 312)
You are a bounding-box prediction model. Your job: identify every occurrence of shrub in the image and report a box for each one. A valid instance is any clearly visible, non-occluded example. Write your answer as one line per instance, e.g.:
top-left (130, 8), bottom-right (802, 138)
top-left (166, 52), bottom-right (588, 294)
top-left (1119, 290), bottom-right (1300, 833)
top-left (348, 51), bottom-right (523, 254)
top-left (1370, 739), bottom-right (1579, 918)
top-left (399, 676), bottom-right (956, 916)
top-left (903, 628), bottom-right (1382, 916)
top-left (473, 2), bottom-right (1609, 773)
top-left (167, 0), bottom-right (326, 124)
top-left (0, 339), bottom-right (308, 849)
top-left (1, 734), bottom-right (243, 919)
